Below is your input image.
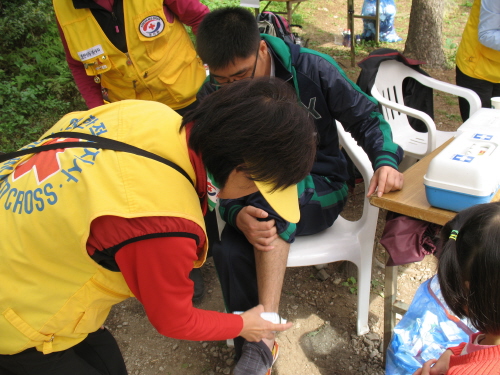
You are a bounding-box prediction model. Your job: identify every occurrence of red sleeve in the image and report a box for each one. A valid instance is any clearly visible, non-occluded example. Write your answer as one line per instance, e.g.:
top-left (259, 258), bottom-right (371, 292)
top-left (57, 21), bottom-right (105, 109)
top-left (448, 343), bottom-right (467, 356)
top-left (164, 0), bottom-right (209, 34)
top-left (115, 235), bottom-right (243, 341)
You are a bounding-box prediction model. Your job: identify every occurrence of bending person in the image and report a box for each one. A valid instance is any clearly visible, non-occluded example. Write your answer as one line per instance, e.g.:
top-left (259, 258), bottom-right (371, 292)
top-left (0, 78), bottom-right (312, 375)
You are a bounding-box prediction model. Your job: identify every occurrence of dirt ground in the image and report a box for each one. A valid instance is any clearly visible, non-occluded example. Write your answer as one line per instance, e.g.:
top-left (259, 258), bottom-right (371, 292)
top-left (104, 1), bottom-right (470, 374)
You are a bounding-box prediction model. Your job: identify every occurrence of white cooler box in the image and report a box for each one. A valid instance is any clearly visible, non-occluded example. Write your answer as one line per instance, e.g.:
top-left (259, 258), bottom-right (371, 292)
top-left (456, 108), bottom-right (500, 135)
top-left (424, 126), bottom-right (500, 212)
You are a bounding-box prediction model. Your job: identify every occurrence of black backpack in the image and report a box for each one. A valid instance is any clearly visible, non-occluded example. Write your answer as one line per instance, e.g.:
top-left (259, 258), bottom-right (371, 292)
top-left (257, 11), bottom-right (308, 47)
top-left (356, 48), bottom-right (434, 133)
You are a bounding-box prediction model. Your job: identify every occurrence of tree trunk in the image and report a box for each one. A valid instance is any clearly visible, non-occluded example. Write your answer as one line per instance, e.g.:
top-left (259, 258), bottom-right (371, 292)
top-left (404, 0), bottom-right (446, 68)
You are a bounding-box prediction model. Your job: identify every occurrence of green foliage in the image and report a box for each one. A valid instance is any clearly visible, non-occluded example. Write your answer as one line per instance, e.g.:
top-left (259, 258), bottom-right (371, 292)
top-left (0, 0), bottom-right (85, 153)
top-left (200, 0), bottom-right (240, 11)
top-left (188, 0), bottom-right (243, 46)
top-left (0, 0), bottom-right (53, 50)
top-left (371, 278), bottom-right (384, 297)
top-left (306, 324), bottom-right (325, 337)
top-left (443, 38), bottom-right (459, 67)
top-left (342, 276), bottom-right (358, 295)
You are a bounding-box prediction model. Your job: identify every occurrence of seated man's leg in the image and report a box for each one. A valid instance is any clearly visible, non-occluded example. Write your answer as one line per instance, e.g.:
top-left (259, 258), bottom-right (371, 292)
top-left (295, 175), bottom-right (348, 236)
top-left (216, 176), bottom-right (347, 374)
top-left (213, 224), bottom-right (259, 313)
top-left (231, 226), bottom-right (289, 375)
top-left (213, 224), bottom-right (258, 359)
top-left (254, 235), bottom-right (290, 345)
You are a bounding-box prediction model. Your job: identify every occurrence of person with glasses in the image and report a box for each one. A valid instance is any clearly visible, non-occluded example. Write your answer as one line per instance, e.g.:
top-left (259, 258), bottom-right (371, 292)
top-left (209, 47), bottom-right (260, 87)
top-left (196, 7), bottom-right (404, 375)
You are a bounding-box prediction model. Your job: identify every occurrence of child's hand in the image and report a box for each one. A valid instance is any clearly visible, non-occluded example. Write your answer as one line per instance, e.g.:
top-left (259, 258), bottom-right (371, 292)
top-left (413, 349), bottom-right (452, 375)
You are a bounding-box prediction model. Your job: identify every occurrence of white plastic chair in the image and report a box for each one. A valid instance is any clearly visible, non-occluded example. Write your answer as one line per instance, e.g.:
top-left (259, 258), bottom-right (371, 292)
top-left (371, 60), bottom-right (482, 170)
top-left (216, 123), bottom-right (379, 336)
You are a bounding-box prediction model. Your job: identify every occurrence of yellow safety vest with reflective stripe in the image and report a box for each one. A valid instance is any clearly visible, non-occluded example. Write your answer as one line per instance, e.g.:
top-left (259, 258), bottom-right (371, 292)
top-left (53, 0), bottom-right (205, 109)
top-left (456, 0), bottom-right (500, 83)
top-left (0, 100), bottom-right (207, 355)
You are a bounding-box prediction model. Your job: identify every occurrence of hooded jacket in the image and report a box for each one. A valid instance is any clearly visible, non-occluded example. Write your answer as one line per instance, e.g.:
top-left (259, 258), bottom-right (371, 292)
top-left (198, 35), bottom-right (403, 184)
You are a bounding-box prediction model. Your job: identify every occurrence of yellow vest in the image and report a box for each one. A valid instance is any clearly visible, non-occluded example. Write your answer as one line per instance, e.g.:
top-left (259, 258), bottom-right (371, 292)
top-left (0, 100), bottom-right (207, 355)
top-left (53, 0), bottom-right (205, 110)
top-left (456, 0), bottom-right (500, 83)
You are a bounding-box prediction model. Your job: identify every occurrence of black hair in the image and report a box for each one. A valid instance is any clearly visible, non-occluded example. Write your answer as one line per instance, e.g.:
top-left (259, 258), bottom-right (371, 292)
top-left (438, 202), bottom-right (500, 334)
top-left (196, 7), bottom-right (261, 70)
top-left (182, 77), bottom-right (316, 190)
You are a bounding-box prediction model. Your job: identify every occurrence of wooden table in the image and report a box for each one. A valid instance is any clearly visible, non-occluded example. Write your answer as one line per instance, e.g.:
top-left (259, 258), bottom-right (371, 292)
top-left (369, 138), bottom-right (500, 361)
top-left (370, 139), bottom-right (458, 226)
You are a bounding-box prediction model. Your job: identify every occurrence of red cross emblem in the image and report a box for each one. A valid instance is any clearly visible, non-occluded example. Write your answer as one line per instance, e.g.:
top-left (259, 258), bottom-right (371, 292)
top-left (12, 138), bottom-right (80, 184)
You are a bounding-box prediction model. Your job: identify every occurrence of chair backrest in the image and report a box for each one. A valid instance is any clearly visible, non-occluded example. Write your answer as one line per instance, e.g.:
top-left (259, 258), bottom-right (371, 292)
top-left (372, 60), bottom-right (482, 163)
top-left (372, 60), bottom-right (436, 152)
top-left (373, 60), bottom-right (449, 164)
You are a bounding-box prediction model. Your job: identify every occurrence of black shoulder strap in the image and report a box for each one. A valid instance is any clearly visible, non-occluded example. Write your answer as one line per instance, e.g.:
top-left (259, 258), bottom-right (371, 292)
top-left (0, 131), bottom-right (194, 186)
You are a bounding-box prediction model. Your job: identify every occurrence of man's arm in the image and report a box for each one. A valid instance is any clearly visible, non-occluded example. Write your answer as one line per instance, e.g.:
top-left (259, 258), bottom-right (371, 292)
top-left (88, 215), bottom-right (290, 341)
top-left (315, 54), bottom-right (404, 195)
top-left (367, 166), bottom-right (404, 197)
top-left (116, 231), bottom-right (292, 341)
top-left (117, 235), bottom-right (244, 340)
top-left (164, 0), bottom-right (209, 34)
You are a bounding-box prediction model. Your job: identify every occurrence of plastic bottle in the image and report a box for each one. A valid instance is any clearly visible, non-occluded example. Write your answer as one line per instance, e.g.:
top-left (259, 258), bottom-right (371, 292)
top-left (342, 29), bottom-right (351, 47)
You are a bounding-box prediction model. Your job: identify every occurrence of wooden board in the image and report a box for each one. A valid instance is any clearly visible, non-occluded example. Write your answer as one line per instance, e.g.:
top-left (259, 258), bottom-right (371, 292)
top-left (370, 139), bottom-right (500, 226)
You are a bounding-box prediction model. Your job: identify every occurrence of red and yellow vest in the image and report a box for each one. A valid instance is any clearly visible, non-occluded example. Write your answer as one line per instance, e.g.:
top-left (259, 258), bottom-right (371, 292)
top-left (0, 100), bottom-right (207, 355)
top-left (456, 0), bottom-right (500, 83)
top-left (53, 0), bottom-right (205, 110)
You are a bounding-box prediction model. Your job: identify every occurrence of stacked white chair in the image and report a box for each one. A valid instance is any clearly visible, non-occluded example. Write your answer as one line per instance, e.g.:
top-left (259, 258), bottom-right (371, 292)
top-left (371, 59), bottom-right (481, 170)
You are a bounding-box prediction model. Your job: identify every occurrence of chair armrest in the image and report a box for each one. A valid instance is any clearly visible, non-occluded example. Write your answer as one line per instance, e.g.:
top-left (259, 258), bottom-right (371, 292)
top-left (336, 122), bottom-right (379, 227)
top-left (336, 122), bottom-right (373, 187)
top-left (371, 85), bottom-right (438, 153)
top-left (408, 73), bottom-right (482, 115)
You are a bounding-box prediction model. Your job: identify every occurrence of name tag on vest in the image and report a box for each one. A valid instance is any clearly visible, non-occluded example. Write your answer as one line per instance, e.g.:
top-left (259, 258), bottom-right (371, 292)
top-left (78, 45), bottom-right (105, 62)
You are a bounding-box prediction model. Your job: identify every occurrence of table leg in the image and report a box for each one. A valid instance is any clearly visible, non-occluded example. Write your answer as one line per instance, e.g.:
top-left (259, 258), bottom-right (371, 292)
top-left (383, 261), bottom-right (397, 366)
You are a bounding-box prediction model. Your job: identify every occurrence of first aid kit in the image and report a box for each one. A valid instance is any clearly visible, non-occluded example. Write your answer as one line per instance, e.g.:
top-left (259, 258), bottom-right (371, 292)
top-left (424, 108), bottom-right (500, 212)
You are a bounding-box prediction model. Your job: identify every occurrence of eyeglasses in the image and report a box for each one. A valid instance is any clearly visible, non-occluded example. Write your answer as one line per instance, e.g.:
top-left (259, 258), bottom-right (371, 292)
top-left (209, 47), bottom-right (260, 88)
